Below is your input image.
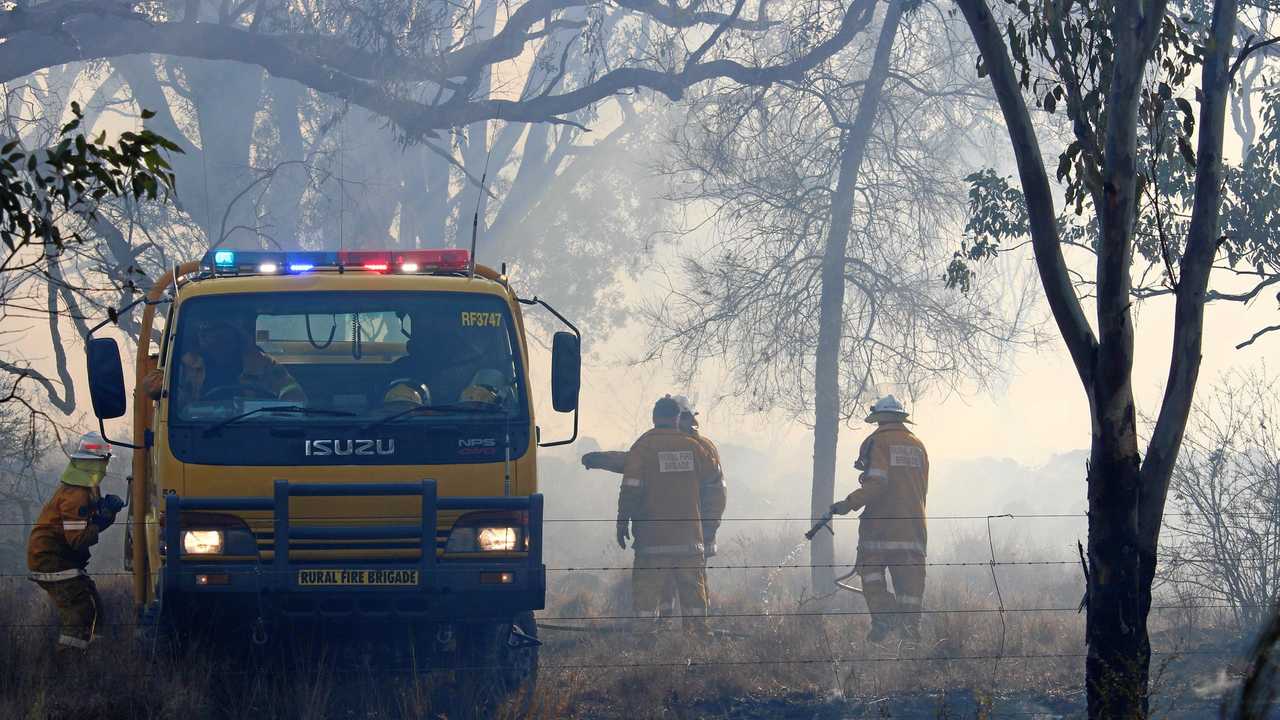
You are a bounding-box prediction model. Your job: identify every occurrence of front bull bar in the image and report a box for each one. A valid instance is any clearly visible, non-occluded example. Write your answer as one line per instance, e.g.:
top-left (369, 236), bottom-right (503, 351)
top-left (161, 479), bottom-right (545, 619)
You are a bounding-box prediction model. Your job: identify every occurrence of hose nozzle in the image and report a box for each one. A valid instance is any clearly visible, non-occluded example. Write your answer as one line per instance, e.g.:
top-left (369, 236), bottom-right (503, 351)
top-left (805, 513), bottom-right (834, 540)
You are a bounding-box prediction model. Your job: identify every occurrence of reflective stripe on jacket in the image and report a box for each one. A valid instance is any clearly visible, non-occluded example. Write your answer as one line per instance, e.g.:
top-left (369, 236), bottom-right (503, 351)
top-left (27, 483), bottom-right (101, 576)
top-left (618, 427), bottom-right (720, 555)
top-left (842, 422), bottom-right (929, 564)
top-left (30, 568), bottom-right (89, 582)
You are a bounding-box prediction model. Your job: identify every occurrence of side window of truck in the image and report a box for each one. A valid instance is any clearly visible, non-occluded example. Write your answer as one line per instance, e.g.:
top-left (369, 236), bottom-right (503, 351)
top-left (158, 302), bottom-right (176, 369)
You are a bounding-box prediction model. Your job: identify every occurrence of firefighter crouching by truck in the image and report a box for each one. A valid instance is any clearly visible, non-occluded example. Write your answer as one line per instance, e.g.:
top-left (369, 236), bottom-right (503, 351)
top-left (27, 432), bottom-right (124, 655)
top-left (616, 396), bottom-right (724, 633)
top-left (830, 395), bottom-right (930, 643)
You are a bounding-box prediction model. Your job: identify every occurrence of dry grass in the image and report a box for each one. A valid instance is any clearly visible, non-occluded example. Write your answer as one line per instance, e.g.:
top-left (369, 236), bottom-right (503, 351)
top-left (0, 530), bottom-right (1250, 719)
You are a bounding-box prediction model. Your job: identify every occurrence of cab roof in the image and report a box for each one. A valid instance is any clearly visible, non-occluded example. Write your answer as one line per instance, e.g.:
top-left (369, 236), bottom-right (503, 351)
top-left (177, 269), bottom-right (514, 301)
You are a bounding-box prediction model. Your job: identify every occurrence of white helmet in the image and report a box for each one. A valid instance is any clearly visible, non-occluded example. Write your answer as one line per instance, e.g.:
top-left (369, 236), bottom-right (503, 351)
top-left (865, 395), bottom-right (910, 424)
top-left (69, 431), bottom-right (112, 461)
top-left (671, 395), bottom-right (699, 426)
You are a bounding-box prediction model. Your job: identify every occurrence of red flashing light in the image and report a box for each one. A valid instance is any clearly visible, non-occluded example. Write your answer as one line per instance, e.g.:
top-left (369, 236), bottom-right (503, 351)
top-left (268, 249), bottom-right (474, 273)
top-left (401, 249), bottom-right (470, 270)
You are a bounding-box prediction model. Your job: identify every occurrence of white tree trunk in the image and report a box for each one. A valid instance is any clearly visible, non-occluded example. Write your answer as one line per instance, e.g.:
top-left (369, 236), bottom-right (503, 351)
top-left (810, 0), bottom-right (904, 593)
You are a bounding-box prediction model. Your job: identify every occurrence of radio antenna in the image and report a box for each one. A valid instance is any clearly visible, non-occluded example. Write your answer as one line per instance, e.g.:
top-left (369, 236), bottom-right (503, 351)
top-left (339, 107), bottom-right (346, 255)
top-left (469, 109), bottom-right (502, 279)
top-left (468, 146), bottom-right (492, 279)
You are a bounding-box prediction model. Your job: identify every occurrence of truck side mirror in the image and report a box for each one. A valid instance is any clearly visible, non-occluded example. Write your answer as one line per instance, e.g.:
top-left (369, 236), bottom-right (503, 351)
top-left (550, 331), bottom-right (580, 413)
top-left (86, 337), bottom-right (128, 419)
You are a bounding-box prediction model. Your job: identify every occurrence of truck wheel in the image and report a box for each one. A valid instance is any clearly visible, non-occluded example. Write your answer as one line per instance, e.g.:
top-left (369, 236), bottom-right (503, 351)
top-left (454, 612), bottom-right (539, 716)
top-left (502, 611), bottom-right (539, 697)
top-left (136, 601), bottom-right (182, 657)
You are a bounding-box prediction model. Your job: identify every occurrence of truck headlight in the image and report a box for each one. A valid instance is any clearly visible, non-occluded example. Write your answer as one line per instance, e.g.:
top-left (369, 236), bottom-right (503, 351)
top-left (477, 527), bottom-right (518, 552)
top-left (182, 530), bottom-right (224, 555)
top-left (445, 513), bottom-right (526, 553)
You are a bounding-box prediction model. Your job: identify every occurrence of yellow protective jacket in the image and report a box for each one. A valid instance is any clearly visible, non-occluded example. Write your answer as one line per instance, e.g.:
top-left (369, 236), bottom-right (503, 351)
top-left (691, 433), bottom-right (727, 551)
top-left (27, 483), bottom-right (102, 580)
top-left (841, 422), bottom-right (929, 565)
top-left (582, 450), bottom-right (629, 473)
top-left (618, 427), bottom-right (721, 556)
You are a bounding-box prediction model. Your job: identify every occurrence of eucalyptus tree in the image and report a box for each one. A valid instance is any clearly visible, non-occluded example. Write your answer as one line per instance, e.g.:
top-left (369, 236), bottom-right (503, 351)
top-left (952, 0), bottom-right (1280, 715)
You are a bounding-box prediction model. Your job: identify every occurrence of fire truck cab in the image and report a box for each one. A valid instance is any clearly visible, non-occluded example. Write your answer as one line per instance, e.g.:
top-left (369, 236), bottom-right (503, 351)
top-left (82, 248), bottom-right (579, 686)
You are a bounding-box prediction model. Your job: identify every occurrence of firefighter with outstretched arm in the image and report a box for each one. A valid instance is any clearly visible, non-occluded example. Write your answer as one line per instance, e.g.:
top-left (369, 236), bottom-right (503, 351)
top-left (829, 395), bottom-right (930, 643)
top-left (584, 395), bottom-right (727, 556)
top-left (27, 432), bottom-right (124, 655)
top-left (616, 396), bottom-right (722, 633)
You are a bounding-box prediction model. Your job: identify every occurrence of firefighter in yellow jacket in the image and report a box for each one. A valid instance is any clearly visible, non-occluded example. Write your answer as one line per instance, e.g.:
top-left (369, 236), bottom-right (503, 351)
top-left (617, 396), bottom-right (721, 630)
top-left (27, 432), bottom-right (124, 654)
top-left (831, 395), bottom-right (929, 642)
top-left (586, 395), bottom-right (727, 556)
top-left (671, 396), bottom-right (727, 559)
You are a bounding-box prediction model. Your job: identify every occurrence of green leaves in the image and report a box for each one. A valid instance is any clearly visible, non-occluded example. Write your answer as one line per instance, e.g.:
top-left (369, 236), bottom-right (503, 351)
top-left (0, 107), bottom-right (182, 265)
top-left (952, 0), bottom-right (1229, 294)
top-left (963, 169), bottom-right (1029, 242)
top-left (945, 170), bottom-right (1030, 293)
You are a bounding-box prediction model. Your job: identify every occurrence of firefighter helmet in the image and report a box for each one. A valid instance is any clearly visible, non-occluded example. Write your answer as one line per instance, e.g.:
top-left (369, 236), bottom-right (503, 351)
top-left (672, 394), bottom-right (699, 428)
top-left (383, 379), bottom-right (430, 407)
top-left (69, 432), bottom-right (112, 461)
top-left (459, 384), bottom-right (501, 406)
top-left (865, 395), bottom-right (911, 424)
top-left (63, 432), bottom-right (111, 488)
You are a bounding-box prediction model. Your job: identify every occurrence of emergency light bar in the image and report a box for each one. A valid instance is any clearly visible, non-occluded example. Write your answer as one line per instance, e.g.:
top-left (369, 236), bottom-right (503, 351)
top-left (202, 249), bottom-right (471, 275)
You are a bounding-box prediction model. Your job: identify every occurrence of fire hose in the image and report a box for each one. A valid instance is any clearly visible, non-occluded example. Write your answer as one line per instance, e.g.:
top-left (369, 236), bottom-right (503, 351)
top-left (804, 513), bottom-right (862, 596)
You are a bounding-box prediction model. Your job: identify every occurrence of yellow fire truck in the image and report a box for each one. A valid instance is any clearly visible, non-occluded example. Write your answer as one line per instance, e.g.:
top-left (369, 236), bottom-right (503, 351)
top-left (83, 248), bottom-right (579, 688)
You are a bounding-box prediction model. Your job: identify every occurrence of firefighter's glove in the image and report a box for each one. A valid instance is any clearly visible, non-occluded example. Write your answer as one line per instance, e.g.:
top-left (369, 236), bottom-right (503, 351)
top-left (830, 499), bottom-right (855, 516)
top-left (91, 509), bottom-right (117, 531)
top-left (616, 520), bottom-right (631, 550)
top-left (87, 494), bottom-right (124, 530)
top-left (102, 494), bottom-right (125, 515)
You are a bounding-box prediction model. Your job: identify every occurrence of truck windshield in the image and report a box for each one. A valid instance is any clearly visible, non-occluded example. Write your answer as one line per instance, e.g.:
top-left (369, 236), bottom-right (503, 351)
top-left (168, 291), bottom-right (526, 426)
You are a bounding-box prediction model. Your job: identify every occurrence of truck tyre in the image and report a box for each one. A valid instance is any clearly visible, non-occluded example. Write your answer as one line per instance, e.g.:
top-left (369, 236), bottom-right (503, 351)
top-left (136, 601), bottom-right (182, 657)
top-left (454, 612), bottom-right (539, 716)
top-left (502, 611), bottom-right (539, 698)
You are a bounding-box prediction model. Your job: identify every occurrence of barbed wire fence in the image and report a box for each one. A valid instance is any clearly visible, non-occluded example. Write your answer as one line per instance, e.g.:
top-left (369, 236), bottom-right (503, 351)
top-left (0, 508), bottom-right (1271, 715)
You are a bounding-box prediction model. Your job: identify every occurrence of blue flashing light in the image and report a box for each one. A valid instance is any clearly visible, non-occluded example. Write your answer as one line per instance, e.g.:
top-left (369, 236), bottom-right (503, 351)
top-left (202, 248), bottom-right (471, 275)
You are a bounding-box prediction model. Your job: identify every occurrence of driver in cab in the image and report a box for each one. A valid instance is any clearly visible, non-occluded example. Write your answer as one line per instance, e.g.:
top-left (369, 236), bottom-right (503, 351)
top-left (387, 310), bottom-right (508, 407)
top-left (143, 319), bottom-right (306, 403)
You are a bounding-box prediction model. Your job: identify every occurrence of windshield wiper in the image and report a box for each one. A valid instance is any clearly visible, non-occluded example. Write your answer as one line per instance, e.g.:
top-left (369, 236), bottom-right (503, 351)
top-left (202, 405), bottom-right (355, 436)
top-left (361, 403), bottom-right (508, 433)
